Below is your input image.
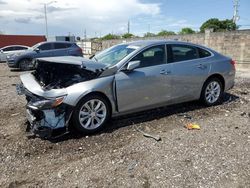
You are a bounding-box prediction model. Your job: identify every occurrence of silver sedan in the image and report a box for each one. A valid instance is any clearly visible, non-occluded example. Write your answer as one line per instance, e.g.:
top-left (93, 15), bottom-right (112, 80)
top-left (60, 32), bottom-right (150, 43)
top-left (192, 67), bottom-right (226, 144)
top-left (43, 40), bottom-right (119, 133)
top-left (17, 40), bottom-right (235, 138)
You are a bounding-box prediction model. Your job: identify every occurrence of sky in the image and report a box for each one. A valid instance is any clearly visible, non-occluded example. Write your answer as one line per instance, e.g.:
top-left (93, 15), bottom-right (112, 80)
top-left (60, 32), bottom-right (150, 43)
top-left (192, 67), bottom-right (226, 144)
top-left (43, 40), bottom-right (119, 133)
top-left (0, 0), bottom-right (249, 38)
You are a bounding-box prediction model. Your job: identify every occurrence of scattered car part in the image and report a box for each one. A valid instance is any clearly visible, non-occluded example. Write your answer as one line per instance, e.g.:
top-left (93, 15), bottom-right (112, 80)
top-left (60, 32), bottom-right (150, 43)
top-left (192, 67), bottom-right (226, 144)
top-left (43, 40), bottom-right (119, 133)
top-left (186, 123), bottom-right (201, 130)
top-left (134, 125), bottom-right (161, 141)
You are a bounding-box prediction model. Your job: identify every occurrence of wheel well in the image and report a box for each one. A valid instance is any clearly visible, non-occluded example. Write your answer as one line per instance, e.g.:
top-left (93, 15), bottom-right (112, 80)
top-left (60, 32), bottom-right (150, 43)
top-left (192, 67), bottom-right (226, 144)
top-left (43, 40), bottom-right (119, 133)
top-left (82, 91), bottom-right (113, 113)
top-left (205, 74), bottom-right (225, 91)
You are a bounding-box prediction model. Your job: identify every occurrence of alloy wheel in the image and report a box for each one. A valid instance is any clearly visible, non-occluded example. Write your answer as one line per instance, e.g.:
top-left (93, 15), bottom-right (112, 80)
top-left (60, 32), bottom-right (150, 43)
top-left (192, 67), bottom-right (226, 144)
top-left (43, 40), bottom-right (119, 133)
top-left (205, 81), bottom-right (221, 104)
top-left (78, 99), bottom-right (107, 130)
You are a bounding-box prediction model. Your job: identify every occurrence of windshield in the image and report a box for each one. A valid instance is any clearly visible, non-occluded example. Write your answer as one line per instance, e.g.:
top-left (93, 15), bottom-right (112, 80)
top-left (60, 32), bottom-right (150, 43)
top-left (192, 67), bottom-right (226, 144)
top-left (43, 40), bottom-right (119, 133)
top-left (31, 43), bottom-right (42, 50)
top-left (93, 44), bottom-right (139, 66)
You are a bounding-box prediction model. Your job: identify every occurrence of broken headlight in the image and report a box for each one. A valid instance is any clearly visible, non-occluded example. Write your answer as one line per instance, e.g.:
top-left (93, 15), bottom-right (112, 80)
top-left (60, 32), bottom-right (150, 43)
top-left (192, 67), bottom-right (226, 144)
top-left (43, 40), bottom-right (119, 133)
top-left (27, 96), bottom-right (66, 110)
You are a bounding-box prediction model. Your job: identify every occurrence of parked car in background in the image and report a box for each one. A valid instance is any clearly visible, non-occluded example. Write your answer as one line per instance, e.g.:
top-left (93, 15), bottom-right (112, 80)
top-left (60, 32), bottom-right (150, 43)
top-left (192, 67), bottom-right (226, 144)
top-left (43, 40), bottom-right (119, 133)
top-left (0, 45), bottom-right (29, 62)
top-left (16, 40), bottom-right (235, 138)
top-left (7, 41), bottom-right (83, 70)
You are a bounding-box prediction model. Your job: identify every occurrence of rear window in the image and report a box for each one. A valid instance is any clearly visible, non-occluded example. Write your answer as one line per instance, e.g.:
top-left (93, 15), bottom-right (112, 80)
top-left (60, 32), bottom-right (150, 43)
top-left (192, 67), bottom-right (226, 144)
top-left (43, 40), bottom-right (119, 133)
top-left (198, 48), bottom-right (211, 58)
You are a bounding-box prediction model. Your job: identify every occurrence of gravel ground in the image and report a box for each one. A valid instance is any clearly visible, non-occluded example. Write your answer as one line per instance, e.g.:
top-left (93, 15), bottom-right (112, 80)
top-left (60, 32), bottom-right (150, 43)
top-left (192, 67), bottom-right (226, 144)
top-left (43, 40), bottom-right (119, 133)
top-left (0, 63), bottom-right (249, 188)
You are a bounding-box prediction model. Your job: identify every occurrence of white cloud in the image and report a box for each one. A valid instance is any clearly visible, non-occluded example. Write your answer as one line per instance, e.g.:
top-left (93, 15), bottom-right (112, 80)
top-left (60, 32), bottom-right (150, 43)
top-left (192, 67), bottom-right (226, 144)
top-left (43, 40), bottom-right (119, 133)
top-left (0, 0), bottom-right (195, 37)
top-left (0, 0), bottom-right (161, 36)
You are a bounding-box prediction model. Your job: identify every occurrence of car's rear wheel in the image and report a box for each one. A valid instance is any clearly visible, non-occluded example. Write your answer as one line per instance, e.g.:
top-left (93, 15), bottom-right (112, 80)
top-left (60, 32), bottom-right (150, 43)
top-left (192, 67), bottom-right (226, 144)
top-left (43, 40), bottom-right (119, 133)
top-left (201, 78), bottom-right (223, 106)
top-left (72, 94), bottom-right (111, 134)
top-left (19, 59), bottom-right (33, 71)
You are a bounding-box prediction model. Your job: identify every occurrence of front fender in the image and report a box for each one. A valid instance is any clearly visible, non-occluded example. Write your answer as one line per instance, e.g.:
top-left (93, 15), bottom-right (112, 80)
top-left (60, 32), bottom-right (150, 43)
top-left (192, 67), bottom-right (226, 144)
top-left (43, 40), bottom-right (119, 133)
top-left (64, 75), bottom-right (117, 114)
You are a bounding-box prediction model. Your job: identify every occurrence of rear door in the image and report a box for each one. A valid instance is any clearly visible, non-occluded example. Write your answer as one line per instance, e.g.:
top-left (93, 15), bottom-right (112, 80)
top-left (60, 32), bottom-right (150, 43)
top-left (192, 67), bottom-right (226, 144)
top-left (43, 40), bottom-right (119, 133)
top-left (115, 44), bottom-right (173, 113)
top-left (166, 44), bottom-right (211, 102)
top-left (53, 43), bottom-right (69, 56)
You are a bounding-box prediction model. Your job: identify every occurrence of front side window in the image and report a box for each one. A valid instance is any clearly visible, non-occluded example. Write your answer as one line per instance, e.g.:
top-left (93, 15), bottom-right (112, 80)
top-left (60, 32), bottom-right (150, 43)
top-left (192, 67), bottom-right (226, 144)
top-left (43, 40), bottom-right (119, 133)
top-left (131, 45), bottom-right (166, 68)
top-left (2, 47), bottom-right (14, 51)
top-left (170, 44), bottom-right (198, 62)
top-left (39, 43), bottom-right (52, 51)
top-left (93, 44), bottom-right (139, 66)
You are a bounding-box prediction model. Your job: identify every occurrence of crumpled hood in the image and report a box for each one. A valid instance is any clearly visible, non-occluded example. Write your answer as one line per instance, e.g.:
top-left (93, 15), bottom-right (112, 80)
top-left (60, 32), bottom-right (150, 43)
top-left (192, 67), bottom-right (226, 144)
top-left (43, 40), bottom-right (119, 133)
top-left (36, 56), bottom-right (108, 72)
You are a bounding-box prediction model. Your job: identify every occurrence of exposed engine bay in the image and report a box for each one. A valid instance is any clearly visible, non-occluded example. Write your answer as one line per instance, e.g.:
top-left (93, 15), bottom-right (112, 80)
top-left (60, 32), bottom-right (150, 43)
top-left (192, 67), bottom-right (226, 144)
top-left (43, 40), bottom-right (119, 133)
top-left (33, 60), bottom-right (100, 90)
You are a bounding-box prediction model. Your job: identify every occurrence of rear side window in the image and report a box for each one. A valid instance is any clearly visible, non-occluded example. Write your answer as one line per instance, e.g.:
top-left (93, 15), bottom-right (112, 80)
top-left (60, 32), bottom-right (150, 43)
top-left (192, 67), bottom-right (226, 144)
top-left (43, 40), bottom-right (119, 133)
top-left (198, 48), bottom-right (211, 58)
top-left (131, 45), bottom-right (166, 68)
top-left (65, 43), bottom-right (73, 48)
top-left (170, 44), bottom-right (198, 62)
top-left (14, 46), bottom-right (28, 50)
top-left (39, 43), bottom-right (52, 51)
top-left (54, 43), bottom-right (67, 49)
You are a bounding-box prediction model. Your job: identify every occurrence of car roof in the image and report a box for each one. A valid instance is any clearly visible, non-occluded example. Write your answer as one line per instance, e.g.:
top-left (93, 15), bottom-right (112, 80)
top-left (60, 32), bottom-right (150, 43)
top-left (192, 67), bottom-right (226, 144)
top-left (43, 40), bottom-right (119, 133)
top-left (124, 39), bottom-right (209, 49)
top-left (1, 45), bottom-right (29, 49)
top-left (38, 41), bottom-right (74, 45)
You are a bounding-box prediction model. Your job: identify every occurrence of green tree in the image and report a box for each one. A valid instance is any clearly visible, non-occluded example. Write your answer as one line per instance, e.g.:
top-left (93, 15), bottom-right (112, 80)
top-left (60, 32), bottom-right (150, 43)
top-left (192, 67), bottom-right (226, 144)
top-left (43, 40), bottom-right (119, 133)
top-left (200, 18), bottom-right (237, 33)
top-left (122, 33), bottom-right (134, 39)
top-left (157, 30), bottom-right (176, 36)
top-left (101, 33), bottom-right (120, 40)
top-left (144, 32), bottom-right (156, 37)
top-left (179, 27), bottom-right (195, 35)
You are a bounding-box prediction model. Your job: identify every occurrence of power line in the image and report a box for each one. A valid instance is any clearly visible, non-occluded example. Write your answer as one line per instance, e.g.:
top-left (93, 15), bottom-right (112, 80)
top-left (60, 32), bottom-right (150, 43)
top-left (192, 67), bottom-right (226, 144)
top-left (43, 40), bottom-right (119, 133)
top-left (233, 0), bottom-right (240, 24)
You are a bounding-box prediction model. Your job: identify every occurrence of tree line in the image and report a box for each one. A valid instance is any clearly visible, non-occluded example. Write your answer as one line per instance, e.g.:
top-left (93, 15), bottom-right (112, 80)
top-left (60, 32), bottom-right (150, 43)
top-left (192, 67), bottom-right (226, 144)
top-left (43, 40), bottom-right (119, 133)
top-left (100, 18), bottom-right (237, 40)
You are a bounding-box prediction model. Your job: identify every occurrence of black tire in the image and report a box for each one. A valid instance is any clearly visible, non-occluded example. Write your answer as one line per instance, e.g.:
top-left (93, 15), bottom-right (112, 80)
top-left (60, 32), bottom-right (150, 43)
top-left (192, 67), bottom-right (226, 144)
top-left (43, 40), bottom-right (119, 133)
top-left (72, 94), bottom-right (111, 134)
top-left (19, 59), bottom-right (33, 71)
top-left (200, 77), bottom-right (223, 106)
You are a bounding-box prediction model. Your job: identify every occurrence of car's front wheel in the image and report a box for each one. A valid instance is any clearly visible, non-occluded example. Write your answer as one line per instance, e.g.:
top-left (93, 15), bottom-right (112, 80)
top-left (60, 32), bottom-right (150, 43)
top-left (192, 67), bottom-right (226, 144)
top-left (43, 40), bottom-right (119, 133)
top-left (201, 77), bottom-right (223, 106)
top-left (72, 94), bottom-right (111, 134)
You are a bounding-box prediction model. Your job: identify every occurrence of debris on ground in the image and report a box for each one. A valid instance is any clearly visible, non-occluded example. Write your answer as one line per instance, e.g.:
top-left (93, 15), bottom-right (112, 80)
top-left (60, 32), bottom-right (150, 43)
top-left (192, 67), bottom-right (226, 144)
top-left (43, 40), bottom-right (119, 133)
top-left (177, 113), bottom-right (192, 119)
top-left (186, 123), bottom-right (201, 130)
top-left (134, 125), bottom-right (161, 141)
top-left (11, 113), bottom-right (20, 117)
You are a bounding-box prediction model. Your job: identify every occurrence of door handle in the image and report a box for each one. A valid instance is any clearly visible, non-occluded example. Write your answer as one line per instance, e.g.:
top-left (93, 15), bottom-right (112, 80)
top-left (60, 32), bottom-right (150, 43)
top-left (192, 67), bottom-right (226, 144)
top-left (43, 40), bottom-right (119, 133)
top-left (196, 64), bottom-right (207, 69)
top-left (160, 70), bottom-right (171, 75)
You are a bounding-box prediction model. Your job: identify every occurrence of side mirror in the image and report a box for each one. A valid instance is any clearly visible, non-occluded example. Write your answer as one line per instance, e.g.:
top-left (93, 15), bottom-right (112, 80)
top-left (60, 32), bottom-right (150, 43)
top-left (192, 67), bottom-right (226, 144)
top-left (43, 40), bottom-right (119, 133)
top-left (126, 60), bottom-right (140, 71)
top-left (0, 49), bottom-right (3, 53)
top-left (34, 48), bottom-right (40, 53)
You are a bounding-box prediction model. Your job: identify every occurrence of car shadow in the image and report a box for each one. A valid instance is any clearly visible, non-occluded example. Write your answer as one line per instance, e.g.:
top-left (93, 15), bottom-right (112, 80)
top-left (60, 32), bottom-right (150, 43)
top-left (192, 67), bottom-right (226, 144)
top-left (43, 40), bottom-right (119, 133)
top-left (10, 69), bottom-right (26, 72)
top-left (50, 92), bottom-right (239, 143)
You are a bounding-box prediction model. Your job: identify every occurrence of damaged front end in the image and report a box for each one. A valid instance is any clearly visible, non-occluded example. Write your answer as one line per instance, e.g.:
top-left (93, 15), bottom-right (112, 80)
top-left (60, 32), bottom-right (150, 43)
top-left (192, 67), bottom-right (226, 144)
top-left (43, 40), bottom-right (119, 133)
top-left (17, 56), bottom-right (106, 139)
top-left (17, 78), bottom-right (74, 139)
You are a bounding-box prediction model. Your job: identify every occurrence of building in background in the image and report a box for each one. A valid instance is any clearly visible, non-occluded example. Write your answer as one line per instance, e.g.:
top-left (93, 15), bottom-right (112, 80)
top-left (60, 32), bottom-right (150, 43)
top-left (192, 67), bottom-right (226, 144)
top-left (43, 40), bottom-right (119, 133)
top-left (0, 35), bottom-right (46, 48)
top-left (47, 36), bottom-right (76, 42)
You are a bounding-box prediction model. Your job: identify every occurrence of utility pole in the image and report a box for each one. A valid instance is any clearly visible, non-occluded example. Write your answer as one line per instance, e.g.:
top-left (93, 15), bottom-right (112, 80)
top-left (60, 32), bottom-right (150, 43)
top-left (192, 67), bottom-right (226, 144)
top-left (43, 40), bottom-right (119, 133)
top-left (127, 20), bottom-right (130, 34)
top-left (44, 4), bottom-right (48, 39)
top-left (233, 0), bottom-right (240, 24)
top-left (44, 1), bottom-right (56, 40)
top-left (84, 29), bottom-right (87, 40)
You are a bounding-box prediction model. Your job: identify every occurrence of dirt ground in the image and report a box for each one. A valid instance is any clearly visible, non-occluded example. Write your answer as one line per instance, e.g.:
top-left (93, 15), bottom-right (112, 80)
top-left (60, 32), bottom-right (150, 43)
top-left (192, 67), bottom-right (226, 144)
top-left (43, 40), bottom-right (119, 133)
top-left (0, 63), bottom-right (249, 188)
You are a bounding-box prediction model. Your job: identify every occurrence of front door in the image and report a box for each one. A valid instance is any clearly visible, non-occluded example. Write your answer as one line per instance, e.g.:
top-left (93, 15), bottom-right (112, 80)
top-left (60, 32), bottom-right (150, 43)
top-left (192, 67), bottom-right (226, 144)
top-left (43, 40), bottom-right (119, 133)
top-left (115, 45), bottom-right (173, 113)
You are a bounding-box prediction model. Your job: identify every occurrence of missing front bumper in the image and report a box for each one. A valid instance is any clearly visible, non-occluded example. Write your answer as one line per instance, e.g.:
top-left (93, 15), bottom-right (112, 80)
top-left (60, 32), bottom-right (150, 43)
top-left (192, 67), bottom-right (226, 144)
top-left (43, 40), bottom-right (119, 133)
top-left (26, 104), bottom-right (73, 139)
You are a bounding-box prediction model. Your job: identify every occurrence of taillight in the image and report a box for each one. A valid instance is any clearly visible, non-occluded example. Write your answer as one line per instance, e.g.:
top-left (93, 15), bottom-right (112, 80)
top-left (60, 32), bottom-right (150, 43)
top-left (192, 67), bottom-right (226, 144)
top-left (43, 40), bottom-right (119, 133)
top-left (230, 60), bottom-right (236, 70)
